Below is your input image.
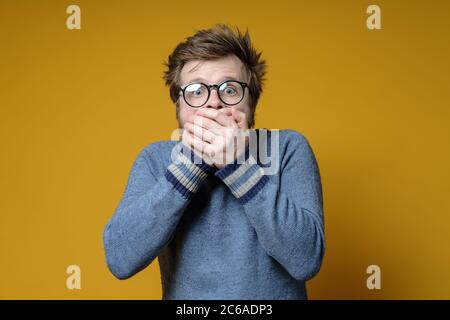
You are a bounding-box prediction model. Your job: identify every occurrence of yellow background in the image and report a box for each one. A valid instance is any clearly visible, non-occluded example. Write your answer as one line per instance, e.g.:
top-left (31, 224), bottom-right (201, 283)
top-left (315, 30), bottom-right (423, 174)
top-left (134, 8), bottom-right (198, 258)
top-left (1, 0), bottom-right (449, 299)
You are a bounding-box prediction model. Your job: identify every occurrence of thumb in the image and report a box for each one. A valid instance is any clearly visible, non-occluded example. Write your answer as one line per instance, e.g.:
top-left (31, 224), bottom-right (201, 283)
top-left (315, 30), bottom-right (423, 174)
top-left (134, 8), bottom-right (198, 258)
top-left (231, 108), bottom-right (248, 129)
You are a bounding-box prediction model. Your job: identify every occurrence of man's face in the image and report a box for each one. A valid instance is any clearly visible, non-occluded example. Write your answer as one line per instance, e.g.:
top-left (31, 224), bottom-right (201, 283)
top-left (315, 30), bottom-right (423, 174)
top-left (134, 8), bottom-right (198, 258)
top-left (177, 55), bottom-right (253, 128)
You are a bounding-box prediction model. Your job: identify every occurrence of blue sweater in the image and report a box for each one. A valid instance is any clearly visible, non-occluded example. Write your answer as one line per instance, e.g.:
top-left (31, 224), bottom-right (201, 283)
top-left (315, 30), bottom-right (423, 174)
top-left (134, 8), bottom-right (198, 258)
top-left (103, 129), bottom-right (325, 299)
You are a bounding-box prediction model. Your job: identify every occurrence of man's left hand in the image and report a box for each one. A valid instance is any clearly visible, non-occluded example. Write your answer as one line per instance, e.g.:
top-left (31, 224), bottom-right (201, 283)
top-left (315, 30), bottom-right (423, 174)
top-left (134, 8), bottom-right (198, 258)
top-left (183, 108), bottom-right (249, 169)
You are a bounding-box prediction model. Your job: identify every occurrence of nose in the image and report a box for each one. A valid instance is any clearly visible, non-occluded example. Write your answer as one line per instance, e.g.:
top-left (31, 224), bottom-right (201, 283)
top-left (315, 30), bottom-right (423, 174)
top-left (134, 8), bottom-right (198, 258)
top-left (205, 88), bottom-right (224, 110)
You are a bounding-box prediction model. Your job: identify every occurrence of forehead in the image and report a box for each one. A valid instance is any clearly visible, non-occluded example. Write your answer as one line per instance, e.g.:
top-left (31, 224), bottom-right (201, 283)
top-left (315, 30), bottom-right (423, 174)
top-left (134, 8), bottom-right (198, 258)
top-left (180, 55), bottom-right (247, 84)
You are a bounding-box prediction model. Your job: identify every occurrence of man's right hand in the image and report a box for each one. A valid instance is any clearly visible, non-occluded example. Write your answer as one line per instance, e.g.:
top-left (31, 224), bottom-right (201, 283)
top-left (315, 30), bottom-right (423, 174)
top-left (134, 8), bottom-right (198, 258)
top-left (182, 108), bottom-right (249, 168)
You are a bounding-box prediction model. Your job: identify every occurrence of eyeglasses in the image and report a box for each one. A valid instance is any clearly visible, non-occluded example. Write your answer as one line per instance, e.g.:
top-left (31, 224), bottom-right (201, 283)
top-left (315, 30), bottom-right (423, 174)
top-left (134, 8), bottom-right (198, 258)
top-left (179, 80), bottom-right (248, 108)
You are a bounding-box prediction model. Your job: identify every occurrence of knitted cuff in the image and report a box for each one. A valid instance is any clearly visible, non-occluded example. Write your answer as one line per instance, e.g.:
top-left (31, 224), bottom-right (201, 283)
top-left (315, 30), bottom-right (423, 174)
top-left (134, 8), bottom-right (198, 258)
top-left (214, 155), bottom-right (269, 204)
top-left (165, 143), bottom-right (214, 199)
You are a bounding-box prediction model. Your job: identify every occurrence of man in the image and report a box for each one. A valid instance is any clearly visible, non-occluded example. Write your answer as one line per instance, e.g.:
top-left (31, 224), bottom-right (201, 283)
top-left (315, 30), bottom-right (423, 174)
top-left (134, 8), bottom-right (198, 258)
top-left (103, 24), bottom-right (325, 299)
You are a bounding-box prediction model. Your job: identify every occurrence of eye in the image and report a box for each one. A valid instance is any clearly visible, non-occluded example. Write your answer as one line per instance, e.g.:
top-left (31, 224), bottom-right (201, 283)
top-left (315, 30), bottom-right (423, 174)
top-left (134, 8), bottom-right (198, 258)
top-left (193, 88), bottom-right (203, 96)
top-left (220, 83), bottom-right (239, 96)
top-left (185, 83), bottom-right (206, 98)
top-left (225, 87), bottom-right (237, 94)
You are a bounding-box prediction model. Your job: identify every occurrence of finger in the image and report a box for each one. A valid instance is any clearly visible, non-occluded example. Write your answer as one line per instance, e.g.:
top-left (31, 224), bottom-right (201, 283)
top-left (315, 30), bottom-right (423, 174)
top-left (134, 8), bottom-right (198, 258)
top-left (184, 129), bottom-right (214, 159)
top-left (183, 130), bottom-right (208, 161)
top-left (218, 108), bottom-right (233, 116)
top-left (196, 108), bottom-right (237, 128)
top-left (192, 115), bottom-right (224, 135)
top-left (230, 108), bottom-right (248, 129)
top-left (184, 122), bottom-right (216, 144)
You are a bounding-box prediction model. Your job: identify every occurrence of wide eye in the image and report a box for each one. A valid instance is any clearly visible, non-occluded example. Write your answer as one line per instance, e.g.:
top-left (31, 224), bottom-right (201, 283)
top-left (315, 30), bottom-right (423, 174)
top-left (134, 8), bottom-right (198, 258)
top-left (185, 83), bottom-right (207, 97)
top-left (183, 83), bottom-right (209, 107)
top-left (225, 87), bottom-right (236, 95)
top-left (220, 83), bottom-right (238, 96)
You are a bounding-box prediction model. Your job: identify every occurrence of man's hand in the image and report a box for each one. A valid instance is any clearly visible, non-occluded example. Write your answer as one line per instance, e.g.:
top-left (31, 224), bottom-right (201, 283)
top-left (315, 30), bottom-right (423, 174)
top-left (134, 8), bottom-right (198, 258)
top-left (183, 108), bottom-right (249, 169)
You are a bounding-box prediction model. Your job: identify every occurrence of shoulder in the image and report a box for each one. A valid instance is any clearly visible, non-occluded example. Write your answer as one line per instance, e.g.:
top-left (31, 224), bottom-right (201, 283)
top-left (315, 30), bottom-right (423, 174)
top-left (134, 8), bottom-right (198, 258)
top-left (278, 129), bottom-right (308, 144)
top-left (142, 140), bottom-right (178, 156)
top-left (264, 129), bottom-right (312, 152)
top-left (135, 140), bottom-right (178, 172)
top-left (267, 129), bottom-right (318, 169)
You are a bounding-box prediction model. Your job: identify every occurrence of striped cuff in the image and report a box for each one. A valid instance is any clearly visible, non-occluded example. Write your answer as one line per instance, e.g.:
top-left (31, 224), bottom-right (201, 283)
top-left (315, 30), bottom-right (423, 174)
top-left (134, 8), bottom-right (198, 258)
top-left (214, 156), bottom-right (269, 204)
top-left (165, 144), bottom-right (214, 199)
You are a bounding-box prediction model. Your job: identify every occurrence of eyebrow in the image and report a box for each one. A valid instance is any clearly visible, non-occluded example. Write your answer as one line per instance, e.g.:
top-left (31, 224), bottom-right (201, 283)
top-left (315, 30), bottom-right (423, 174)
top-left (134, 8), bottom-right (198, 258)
top-left (185, 76), bottom-right (243, 85)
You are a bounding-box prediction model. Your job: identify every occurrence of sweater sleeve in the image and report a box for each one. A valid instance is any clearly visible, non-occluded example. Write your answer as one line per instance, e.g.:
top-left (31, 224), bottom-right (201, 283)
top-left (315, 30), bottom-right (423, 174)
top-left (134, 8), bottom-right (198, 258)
top-left (103, 142), bottom-right (213, 279)
top-left (214, 131), bottom-right (325, 281)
